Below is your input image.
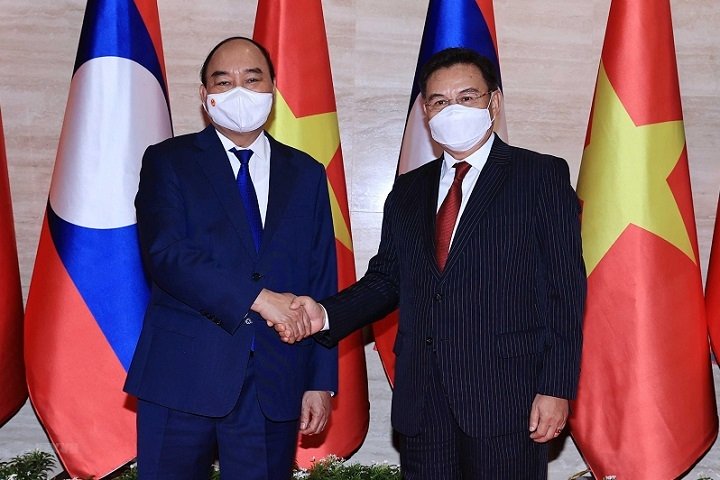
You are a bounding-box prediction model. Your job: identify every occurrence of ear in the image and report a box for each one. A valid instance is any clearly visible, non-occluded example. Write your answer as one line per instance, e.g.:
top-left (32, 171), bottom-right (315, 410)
top-left (199, 84), bottom-right (208, 105)
top-left (489, 89), bottom-right (502, 118)
top-left (421, 97), bottom-right (429, 118)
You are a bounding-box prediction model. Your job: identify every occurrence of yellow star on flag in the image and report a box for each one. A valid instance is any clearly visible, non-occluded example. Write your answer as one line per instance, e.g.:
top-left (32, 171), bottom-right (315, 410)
top-left (266, 90), bottom-right (352, 252)
top-left (577, 64), bottom-right (693, 275)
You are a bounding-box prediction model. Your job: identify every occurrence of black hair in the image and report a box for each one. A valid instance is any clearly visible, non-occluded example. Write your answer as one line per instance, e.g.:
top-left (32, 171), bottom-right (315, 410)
top-left (200, 36), bottom-right (276, 86)
top-left (419, 47), bottom-right (499, 97)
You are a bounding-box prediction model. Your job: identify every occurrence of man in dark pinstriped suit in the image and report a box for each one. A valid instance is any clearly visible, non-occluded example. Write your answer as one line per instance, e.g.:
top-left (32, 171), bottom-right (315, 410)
top-left (276, 48), bottom-right (586, 479)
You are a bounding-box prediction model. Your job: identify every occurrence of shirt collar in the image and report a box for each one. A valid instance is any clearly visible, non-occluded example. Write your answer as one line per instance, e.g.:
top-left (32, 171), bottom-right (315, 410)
top-left (442, 132), bottom-right (496, 173)
top-left (214, 129), bottom-right (270, 164)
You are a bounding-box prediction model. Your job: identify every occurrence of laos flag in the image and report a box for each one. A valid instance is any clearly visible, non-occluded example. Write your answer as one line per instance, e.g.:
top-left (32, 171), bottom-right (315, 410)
top-left (23, 0), bottom-right (171, 477)
top-left (375, 0), bottom-right (507, 385)
top-left (397, 0), bottom-right (506, 174)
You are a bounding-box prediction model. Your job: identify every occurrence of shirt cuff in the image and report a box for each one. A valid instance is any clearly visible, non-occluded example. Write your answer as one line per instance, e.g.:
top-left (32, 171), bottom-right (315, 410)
top-left (320, 303), bottom-right (330, 331)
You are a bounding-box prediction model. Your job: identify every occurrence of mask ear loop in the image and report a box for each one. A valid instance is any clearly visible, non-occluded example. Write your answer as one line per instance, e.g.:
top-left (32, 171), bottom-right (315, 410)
top-left (487, 90), bottom-right (497, 124)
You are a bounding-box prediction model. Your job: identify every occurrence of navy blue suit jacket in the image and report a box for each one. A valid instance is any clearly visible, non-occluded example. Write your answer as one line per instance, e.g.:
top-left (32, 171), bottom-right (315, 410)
top-left (318, 138), bottom-right (586, 438)
top-left (125, 126), bottom-right (338, 421)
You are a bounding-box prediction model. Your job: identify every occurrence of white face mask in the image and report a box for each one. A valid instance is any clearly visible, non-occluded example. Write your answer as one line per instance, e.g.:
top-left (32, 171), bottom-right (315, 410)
top-left (204, 86), bottom-right (273, 133)
top-left (427, 94), bottom-right (494, 153)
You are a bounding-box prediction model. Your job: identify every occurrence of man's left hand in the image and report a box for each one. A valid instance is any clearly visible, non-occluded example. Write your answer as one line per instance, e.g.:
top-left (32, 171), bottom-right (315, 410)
top-left (299, 391), bottom-right (332, 436)
top-left (528, 394), bottom-right (568, 443)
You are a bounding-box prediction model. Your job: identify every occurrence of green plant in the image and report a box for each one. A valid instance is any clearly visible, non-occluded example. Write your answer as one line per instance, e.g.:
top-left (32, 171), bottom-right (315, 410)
top-left (0, 450), bottom-right (56, 480)
top-left (110, 463), bottom-right (220, 480)
top-left (111, 464), bottom-right (136, 480)
top-left (0, 451), bottom-right (714, 480)
top-left (106, 456), bottom-right (399, 480)
top-left (106, 456), bottom-right (398, 480)
top-left (295, 455), bottom-right (401, 480)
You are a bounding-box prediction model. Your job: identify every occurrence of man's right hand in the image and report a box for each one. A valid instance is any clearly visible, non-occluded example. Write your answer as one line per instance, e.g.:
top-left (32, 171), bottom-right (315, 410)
top-left (289, 296), bottom-right (326, 338)
top-left (251, 289), bottom-right (310, 343)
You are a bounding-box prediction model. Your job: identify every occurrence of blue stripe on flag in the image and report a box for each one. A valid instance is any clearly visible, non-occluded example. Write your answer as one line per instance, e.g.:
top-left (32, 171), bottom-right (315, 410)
top-left (73, 0), bottom-right (168, 101)
top-left (409, 0), bottom-right (501, 106)
top-left (48, 205), bottom-right (149, 371)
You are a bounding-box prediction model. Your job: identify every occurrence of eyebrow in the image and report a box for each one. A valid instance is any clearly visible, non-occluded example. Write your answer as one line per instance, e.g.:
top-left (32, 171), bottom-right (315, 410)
top-left (425, 93), bottom-right (446, 102)
top-left (426, 87), bottom-right (481, 101)
top-left (209, 67), bottom-right (265, 79)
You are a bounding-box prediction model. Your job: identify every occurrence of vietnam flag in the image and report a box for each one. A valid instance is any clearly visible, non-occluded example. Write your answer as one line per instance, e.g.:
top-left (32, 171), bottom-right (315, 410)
top-left (23, 0), bottom-right (172, 477)
top-left (374, 0), bottom-right (506, 386)
top-left (253, 0), bottom-right (370, 466)
top-left (0, 108), bottom-right (26, 427)
top-left (706, 197), bottom-right (720, 356)
top-left (569, 1), bottom-right (718, 477)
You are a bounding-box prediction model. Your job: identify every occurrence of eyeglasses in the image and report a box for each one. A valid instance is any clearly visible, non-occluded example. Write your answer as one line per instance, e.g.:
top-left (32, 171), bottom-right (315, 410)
top-left (425, 90), bottom-right (494, 113)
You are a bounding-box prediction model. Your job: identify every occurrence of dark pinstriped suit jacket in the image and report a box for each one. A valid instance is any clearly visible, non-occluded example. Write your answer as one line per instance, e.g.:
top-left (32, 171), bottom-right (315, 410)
top-left (318, 137), bottom-right (586, 438)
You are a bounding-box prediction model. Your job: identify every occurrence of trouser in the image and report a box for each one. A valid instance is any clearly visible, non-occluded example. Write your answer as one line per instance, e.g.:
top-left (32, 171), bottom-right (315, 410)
top-left (136, 355), bottom-right (298, 480)
top-left (399, 357), bottom-right (548, 479)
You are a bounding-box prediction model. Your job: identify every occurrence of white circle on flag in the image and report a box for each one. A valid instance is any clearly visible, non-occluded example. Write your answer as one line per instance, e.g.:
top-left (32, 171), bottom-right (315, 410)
top-left (398, 95), bottom-right (443, 174)
top-left (49, 56), bottom-right (172, 229)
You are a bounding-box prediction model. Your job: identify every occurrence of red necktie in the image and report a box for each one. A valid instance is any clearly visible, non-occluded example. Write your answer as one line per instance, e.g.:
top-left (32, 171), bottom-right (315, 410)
top-left (435, 161), bottom-right (472, 271)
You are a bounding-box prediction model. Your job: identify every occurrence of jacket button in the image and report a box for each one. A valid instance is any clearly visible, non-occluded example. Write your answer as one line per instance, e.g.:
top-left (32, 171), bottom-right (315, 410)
top-left (245, 318), bottom-right (253, 325)
top-left (434, 293), bottom-right (443, 301)
top-left (213, 317), bottom-right (221, 325)
top-left (425, 336), bottom-right (433, 345)
top-left (251, 272), bottom-right (263, 281)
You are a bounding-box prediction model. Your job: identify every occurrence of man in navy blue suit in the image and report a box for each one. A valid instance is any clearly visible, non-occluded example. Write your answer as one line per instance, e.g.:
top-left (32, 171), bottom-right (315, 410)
top-left (283, 48), bottom-right (586, 479)
top-left (124, 37), bottom-right (338, 480)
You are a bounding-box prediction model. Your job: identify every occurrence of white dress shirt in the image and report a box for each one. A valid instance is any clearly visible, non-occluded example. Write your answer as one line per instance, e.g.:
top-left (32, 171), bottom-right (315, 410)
top-left (215, 130), bottom-right (271, 225)
top-left (436, 133), bottom-right (496, 246)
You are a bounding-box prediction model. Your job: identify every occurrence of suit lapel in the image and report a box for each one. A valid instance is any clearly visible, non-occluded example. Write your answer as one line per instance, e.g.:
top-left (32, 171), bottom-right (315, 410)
top-left (442, 138), bottom-right (511, 274)
top-left (420, 159), bottom-right (443, 276)
top-left (260, 135), bottom-right (298, 256)
top-left (193, 125), bottom-right (259, 259)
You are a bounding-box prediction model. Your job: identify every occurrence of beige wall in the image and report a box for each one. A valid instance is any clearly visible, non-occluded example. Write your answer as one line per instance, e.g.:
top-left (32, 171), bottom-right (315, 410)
top-left (1, 0), bottom-right (718, 298)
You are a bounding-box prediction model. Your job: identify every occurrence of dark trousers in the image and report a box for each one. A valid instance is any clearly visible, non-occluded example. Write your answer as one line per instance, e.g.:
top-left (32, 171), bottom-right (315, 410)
top-left (399, 357), bottom-right (548, 480)
top-left (136, 355), bottom-right (298, 480)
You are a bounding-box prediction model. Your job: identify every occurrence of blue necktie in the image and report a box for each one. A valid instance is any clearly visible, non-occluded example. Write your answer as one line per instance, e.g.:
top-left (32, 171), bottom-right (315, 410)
top-left (231, 148), bottom-right (263, 252)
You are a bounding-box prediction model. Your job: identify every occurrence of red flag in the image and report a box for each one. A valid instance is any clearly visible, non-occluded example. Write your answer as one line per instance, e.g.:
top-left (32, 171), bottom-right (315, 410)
top-left (706, 198), bottom-right (720, 356)
top-left (0, 108), bottom-right (27, 427)
top-left (23, 1), bottom-right (171, 476)
top-left (253, 0), bottom-right (369, 466)
top-left (569, 1), bottom-right (718, 477)
top-left (374, 0), bottom-right (506, 386)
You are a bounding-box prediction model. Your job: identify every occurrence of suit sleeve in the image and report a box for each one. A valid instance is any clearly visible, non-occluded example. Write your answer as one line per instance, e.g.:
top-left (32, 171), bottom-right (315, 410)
top-left (535, 157), bottom-right (587, 399)
top-left (316, 183), bottom-right (402, 348)
top-left (135, 144), bottom-right (262, 335)
top-left (306, 169), bottom-right (339, 392)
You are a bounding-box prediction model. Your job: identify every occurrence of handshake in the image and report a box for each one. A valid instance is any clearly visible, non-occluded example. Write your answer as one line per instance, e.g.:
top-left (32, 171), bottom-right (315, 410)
top-left (252, 288), bottom-right (326, 343)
